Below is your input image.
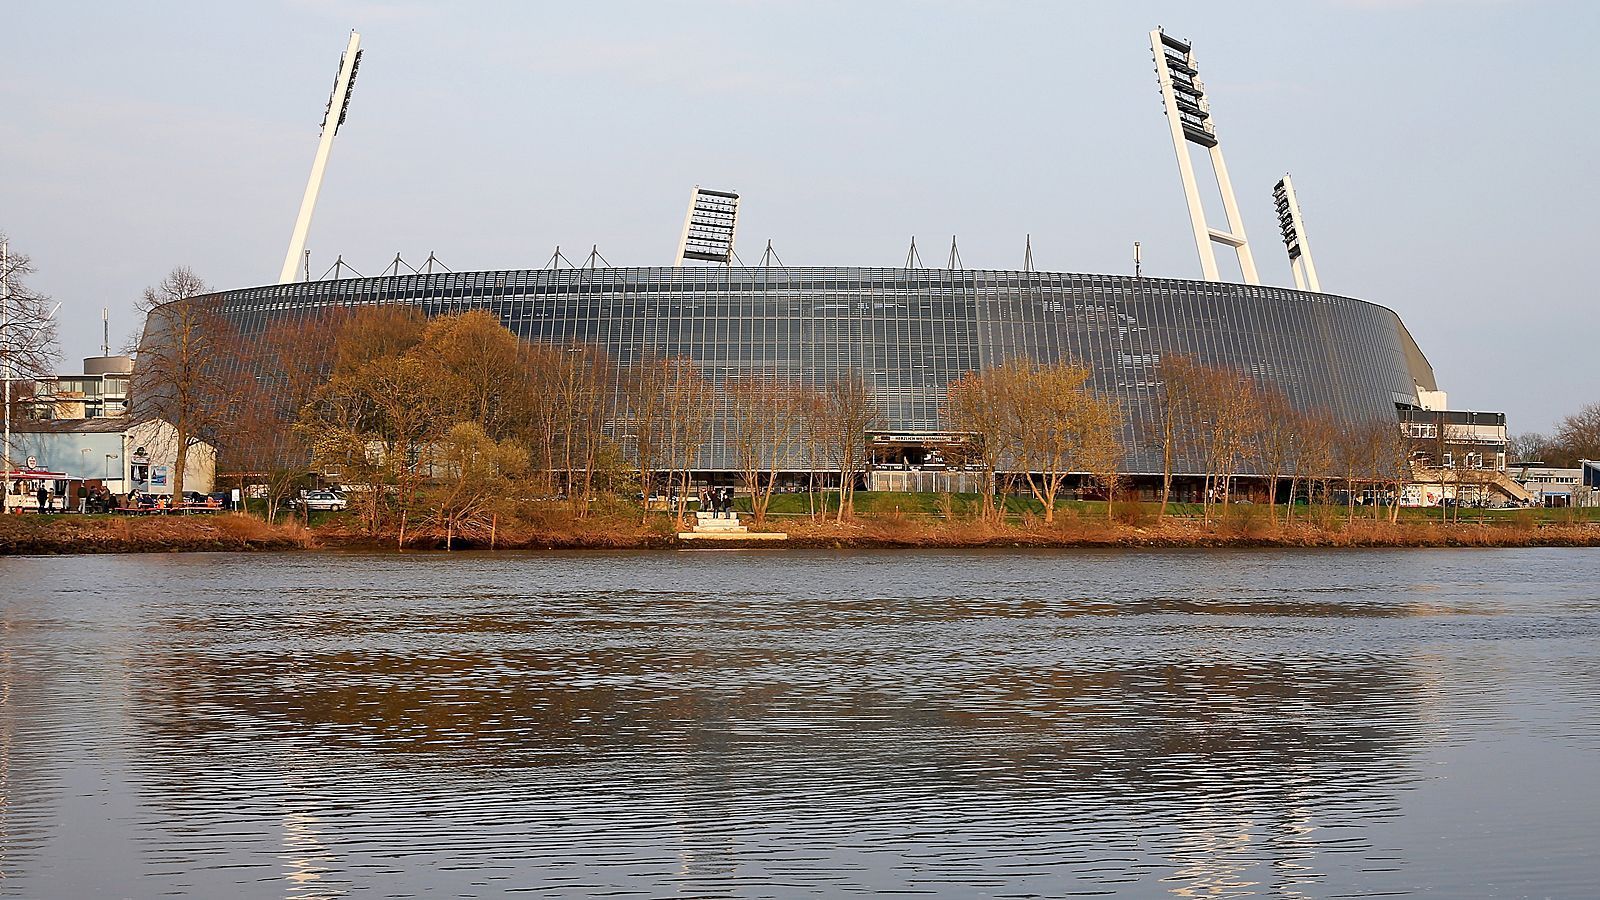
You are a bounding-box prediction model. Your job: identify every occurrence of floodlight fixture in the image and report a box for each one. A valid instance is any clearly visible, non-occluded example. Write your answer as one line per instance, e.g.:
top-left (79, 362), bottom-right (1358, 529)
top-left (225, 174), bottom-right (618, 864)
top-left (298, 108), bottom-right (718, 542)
top-left (1150, 27), bottom-right (1259, 285)
top-left (1273, 174), bottom-right (1321, 292)
top-left (278, 30), bottom-right (363, 284)
top-left (674, 186), bottom-right (740, 264)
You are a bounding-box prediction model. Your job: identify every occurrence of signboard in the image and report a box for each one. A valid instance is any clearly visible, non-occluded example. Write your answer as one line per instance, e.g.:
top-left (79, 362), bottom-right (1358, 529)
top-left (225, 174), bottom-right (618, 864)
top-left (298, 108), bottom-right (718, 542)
top-left (151, 465), bottom-right (168, 487)
top-left (675, 187), bottom-right (740, 264)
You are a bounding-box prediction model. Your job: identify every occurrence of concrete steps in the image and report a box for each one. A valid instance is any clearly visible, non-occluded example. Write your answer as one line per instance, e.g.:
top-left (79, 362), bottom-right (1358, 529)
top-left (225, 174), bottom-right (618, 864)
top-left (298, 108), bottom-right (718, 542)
top-left (678, 512), bottom-right (788, 541)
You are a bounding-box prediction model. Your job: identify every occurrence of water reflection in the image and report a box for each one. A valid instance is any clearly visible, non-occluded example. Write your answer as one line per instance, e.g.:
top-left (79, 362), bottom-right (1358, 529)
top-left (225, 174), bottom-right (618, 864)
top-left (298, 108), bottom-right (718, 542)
top-left (2, 549), bottom-right (1598, 897)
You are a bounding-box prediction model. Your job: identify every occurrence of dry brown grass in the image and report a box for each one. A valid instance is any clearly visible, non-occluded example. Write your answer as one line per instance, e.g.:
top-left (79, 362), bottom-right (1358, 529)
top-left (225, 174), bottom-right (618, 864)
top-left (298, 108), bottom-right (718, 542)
top-left (8, 506), bottom-right (1593, 556)
top-left (0, 512), bottom-right (312, 555)
top-left (780, 512), bottom-right (1600, 550)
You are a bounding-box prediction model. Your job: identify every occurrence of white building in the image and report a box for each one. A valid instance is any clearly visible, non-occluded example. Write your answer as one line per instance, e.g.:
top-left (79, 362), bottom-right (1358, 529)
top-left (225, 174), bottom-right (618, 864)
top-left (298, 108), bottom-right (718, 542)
top-left (28, 356), bottom-right (134, 420)
top-left (5, 417), bottom-right (215, 509)
top-left (1506, 462), bottom-right (1583, 508)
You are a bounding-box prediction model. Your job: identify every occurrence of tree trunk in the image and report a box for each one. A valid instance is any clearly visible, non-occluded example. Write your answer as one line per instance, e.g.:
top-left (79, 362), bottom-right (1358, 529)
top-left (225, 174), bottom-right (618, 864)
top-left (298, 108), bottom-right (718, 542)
top-left (171, 431), bottom-right (189, 501)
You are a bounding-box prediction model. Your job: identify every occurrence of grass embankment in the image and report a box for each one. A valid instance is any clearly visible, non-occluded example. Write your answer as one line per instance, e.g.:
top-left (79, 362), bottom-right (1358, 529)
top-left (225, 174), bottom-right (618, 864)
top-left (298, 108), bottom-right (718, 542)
top-left (757, 492), bottom-right (1600, 548)
top-left (307, 499), bottom-right (677, 551)
top-left (307, 493), bottom-right (1600, 551)
top-left (4, 493), bottom-right (1596, 555)
top-left (0, 513), bottom-right (312, 555)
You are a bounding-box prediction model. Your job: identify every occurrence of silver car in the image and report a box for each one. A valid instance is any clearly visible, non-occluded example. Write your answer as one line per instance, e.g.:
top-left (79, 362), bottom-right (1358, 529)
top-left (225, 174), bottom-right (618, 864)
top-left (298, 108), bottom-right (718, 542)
top-left (300, 490), bottom-right (348, 512)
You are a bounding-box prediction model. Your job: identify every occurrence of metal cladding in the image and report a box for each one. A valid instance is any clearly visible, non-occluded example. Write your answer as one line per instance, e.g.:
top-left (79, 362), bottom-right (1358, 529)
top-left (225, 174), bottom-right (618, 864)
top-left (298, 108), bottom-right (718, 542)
top-left (197, 267), bottom-right (1437, 474)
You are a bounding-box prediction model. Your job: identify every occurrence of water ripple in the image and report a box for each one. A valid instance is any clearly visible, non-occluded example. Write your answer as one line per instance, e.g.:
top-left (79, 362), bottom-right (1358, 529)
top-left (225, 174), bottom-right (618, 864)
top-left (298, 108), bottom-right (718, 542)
top-left (1, 548), bottom-right (1598, 897)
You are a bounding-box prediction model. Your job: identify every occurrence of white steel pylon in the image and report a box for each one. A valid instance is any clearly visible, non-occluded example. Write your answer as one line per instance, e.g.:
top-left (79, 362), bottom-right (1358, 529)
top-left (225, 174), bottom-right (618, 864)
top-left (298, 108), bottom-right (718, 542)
top-left (1272, 174), bottom-right (1322, 292)
top-left (278, 31), bottom-right (363, 284)
top-left (1150, 28), bottom-right (1258, 285)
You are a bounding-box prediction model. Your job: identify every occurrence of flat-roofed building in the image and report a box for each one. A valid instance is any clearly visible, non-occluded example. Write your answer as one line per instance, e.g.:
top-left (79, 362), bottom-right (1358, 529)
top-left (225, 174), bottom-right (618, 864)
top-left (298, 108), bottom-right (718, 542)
top-left (28, 356), bottom-right (134, 420)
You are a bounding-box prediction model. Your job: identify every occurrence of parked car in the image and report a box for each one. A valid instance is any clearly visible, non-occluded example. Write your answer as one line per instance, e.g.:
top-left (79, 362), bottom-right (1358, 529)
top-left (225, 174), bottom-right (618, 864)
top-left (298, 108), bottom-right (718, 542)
top-left (296, 490), bottom-right (348, 512)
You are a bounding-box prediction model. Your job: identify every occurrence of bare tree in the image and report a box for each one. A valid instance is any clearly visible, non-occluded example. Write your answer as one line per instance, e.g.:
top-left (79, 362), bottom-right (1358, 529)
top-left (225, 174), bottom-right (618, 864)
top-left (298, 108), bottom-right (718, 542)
top-left (1376, 417), bottom-right (1415, 523)
top-left (1076, 393), bottom-right (1125, 521)
top-left (727, 373), bottom-right (803, 526)
top-left (1188, 364), bottom-right (1259, 522)
top-left (551, 345), bottom-right (614, 516)
top-left (1508, 431), bottom-right (1556, 464)
top-left (660, 358), bottom-right (713, 529)
top-left (1249, 385), bottom-right (1298, 523)
top-left (797, 385), bottom-right (830, 520)
top-left (1288, 408), bottom-right (1337, 523)
top-left (0, 235), bottom-right (59, 495)
top-left (1556, 403), bottom-right (1600, 465)
top-left (817, 372), bottom-right (882, 523)
top-left (1333, 421), bottom-right (1369, 523)
top-left (1003, 359), bottom-right (1095, 525)
top-left (132, 267), bottom-right (245, 500)
top-left (1147, 355), bottom-right (1202, 520)
top-left (0, 235), bottom-right (58, 383)
top-left (946, 368), bottom-right (1008, 522)
top-left (229, 308), bottom-right (348, 521)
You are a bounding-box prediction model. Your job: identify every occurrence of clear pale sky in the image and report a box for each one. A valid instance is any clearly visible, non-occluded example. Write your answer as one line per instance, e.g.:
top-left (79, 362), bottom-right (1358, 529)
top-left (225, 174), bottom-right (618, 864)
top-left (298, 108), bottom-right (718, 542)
top-left (2, 1), bottom-right (1594, 432)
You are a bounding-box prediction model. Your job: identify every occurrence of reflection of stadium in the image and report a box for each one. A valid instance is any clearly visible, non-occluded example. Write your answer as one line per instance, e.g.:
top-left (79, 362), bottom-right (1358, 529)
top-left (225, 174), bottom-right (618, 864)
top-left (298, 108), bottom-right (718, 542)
top-left (204, 266), bottom-right (1436, 474)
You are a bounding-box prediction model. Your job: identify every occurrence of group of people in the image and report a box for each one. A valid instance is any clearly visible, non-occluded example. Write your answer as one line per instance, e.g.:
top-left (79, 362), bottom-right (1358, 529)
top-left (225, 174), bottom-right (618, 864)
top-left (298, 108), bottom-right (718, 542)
top-left (699, 486), bottom-right (737, 519)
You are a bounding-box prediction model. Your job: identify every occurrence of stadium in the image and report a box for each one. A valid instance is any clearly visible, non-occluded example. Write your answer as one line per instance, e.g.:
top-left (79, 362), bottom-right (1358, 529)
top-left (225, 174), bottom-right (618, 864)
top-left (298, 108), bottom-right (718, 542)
top-left (199, 266), bottom-right (1435, 478)
top-left (145, 28), bottom-right (1454, 489)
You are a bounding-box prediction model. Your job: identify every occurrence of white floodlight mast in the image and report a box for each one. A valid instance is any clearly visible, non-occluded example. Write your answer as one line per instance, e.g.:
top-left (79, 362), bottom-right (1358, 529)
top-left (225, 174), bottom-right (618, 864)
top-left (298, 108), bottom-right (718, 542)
top-left (1150, 28), bottom-right (1259, 285)
top-left (1273, 174), bottom-right (1322, 292)
top-left (673, 185), bottom-right (700, 267)
top-left (674, 187), bottom-right (741, 265)
top-left (277, 30), bottom-right (362, 284)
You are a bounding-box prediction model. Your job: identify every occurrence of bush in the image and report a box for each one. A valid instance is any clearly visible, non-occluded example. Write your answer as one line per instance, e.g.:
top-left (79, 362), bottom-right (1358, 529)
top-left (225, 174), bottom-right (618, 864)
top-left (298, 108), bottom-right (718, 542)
top-left (1111, 501), bottom-right (1150, 526)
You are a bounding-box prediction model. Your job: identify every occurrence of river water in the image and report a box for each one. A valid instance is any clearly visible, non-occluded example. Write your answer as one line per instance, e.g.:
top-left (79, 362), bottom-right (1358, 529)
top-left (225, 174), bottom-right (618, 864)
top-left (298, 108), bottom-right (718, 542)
top-left (1, 548), bottom-right (1597, 898)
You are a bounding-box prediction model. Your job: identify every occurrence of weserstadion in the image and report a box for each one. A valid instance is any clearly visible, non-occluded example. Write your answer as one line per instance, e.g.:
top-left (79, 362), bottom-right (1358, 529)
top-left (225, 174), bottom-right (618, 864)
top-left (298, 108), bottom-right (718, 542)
top-left (146, 27), bottom-right (1463, 482)
top-left (203, 267), bottom-right (1436, 477)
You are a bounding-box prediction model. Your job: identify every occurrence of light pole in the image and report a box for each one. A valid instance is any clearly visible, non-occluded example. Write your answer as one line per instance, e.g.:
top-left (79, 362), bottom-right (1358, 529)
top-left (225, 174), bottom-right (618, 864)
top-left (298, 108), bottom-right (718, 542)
top-left (2, 238), bottom-right (11, 513)
top-left (105, 453), bottom-right (114, 481)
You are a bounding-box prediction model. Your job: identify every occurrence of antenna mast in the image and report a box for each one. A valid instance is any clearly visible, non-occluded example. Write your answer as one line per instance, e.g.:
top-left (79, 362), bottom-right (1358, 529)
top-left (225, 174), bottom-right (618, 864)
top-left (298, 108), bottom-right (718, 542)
top-left (278, 30), bottom-right (363, 284)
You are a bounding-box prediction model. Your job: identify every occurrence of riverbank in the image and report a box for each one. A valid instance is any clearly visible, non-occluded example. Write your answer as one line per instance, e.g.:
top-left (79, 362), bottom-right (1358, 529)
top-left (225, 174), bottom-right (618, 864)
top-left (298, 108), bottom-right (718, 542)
top-left (0, 514), bottom-right (312, 555)
top-left (4, 508), bottom-right (1596, 555)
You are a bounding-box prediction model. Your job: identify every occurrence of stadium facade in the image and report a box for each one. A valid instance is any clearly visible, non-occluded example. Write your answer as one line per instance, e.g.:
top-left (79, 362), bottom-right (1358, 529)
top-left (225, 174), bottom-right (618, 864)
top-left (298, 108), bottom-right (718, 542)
top-left (201, 265), bottom-right (1437, 475)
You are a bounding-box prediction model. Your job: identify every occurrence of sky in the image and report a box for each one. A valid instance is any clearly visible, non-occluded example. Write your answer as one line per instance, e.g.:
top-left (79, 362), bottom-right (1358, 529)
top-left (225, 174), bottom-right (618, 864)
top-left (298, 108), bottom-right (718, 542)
top-left (2, 0), bottom-right (1595, 432)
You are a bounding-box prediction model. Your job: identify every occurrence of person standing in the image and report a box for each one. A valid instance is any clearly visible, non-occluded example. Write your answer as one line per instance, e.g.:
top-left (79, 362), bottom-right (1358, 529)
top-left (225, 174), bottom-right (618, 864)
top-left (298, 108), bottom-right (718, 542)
top-left (36, 486), bottom-right (49, 513)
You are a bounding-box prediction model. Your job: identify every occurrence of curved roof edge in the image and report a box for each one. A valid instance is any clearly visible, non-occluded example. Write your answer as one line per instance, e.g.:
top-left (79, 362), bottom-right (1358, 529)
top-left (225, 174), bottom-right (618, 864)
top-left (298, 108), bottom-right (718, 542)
top-left (200, 266), bottom-right (1436, 386)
